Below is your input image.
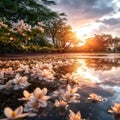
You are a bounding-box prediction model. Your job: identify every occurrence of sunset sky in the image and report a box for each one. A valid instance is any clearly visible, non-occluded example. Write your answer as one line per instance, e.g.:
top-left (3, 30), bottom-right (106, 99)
top-left (51, 0), bottom-right (120, 39)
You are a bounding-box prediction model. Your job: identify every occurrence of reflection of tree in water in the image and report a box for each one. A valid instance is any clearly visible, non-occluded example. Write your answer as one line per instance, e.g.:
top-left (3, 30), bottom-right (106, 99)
top-left (54, 58), bottom-right (120, 78)
top-left (84, 58), bottom-right (120, 71)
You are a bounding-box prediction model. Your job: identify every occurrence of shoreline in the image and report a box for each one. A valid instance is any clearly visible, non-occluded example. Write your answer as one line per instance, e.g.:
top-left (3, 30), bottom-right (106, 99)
top-left (0, 52), bottom-right (120, 60)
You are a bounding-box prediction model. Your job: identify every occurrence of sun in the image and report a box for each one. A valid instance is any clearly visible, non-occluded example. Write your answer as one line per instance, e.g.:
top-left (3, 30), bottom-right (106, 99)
top-left (74, 28), bottom-right (91, 40)
top-left (73, 28), bottom-right (90, 46)
top-left (72, 22), bottom-right (103, 46)
top-left (75, 31), bottom-right (88, 40)
top-left (74, 22), bottom-right (103, 41)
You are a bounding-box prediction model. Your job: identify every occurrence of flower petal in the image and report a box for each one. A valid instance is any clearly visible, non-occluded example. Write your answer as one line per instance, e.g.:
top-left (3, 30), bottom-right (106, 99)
top-left (69, 110), bottom-right (75, 119)
top-left (15, 106), bottom-right (23, 115)
top-left (38, 101), bottom-right (47, 107)
top-left (34, 87), bottom-right (41, 98)
top-left (4, 107), bottom-right (13, 118)
top-left (67, 84), bottom-right (71, 91)
top-left (77, 111), bottom-right (81, 118)
top-left (23, 90), bottom-right (30, 98)
top-left (15, 113), bottom-right (29, 119)
top-left (73, 87), bottom-right (78, 93)
top-left (108, 109), bottom-right (114, 113)
top-left (42, 88), bottom-right (47, 95)
top-left (42, 96), bottom-right (50, 100)
top-left (15, 73), bottom-right (20, 79)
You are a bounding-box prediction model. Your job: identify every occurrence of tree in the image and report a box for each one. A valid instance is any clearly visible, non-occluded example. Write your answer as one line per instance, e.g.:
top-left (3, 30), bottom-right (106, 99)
top-left (0, 0), bottom-right (57, 24)
top-left (45, 15), bottom-right (79, 49)
top-left (0, 0), bottom-right (59, 53)
top-left (55, 25), bottom-right (79, 49)
top-left (80, 34), bottom-right (120, 52)
top-left (94, 34), bottom-right (120, 52)
top-left (85, 36), bottom-right (106, 52)
top-left (112, 37), bottom-right (120, 52)
top-left (45, 17), bottom-right (65, 47)
top-left (80, 34), bottom-right (106, 52)
top-left (0, 20), bottom-right (44, 54)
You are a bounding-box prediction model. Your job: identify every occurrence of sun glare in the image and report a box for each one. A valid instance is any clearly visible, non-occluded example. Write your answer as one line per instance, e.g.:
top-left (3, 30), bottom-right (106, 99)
top-left (74, 22), bottom-right (103, 42)
top-left (75, 29), bottom-right (89, 40)
top-left (76, 60), bottom-right (100, 82)
top-left (74, 25), bottom-right (93, 41)
top-left (73, 28), bottom-right (89, 46)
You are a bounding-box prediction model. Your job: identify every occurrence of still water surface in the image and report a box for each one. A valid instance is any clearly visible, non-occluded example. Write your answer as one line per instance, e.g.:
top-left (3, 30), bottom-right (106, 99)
top-left (0, 53), bottom-right (120, 120)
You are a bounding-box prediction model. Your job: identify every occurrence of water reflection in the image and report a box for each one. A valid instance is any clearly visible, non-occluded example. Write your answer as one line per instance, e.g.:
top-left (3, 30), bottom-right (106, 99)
top-left (80, 58), bottom-right (120, 88)
top-left (74, 58), bottom-right (120, 86)
top-left (0, 56), bottom-right (120, 120)
top-left (68, 58), bottom-right (120, 120)
top-left (76, 60), bottom-right (100, 82)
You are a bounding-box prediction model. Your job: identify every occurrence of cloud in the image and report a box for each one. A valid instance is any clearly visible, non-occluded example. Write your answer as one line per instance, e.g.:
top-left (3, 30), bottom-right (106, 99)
top-left (53, 0), bottom-right (114, 23)
top-left (50, 0), bottom-right (120, 36)
top-left (93, 10), bottom-right (120, 36)
top-left (91, 22), bottom-right (120, 37)
top-left (98, 18), bottom-right (120, 26)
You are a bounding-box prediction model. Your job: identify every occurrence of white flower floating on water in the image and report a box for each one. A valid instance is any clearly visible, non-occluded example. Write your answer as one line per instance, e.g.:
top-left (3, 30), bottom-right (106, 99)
top-left (24, 87), bottom-right (50, 112)
top-left (31, 63), bottom-right (55, 81)
top-left (19, 90), bottom-right (33, 101)
top-left (4, 67), bottom-right (14, 75)
top-left (62, 73), bottom-right (74, 81)
top-left (52, 84), bottom-right (80, 103)
top-left (52, 88), bottom-right (65, 97)
top-left (17, 64), bottom-right (30, 73)
top-left (38, 69), bottom-right (55, 81)
top-left (87, 93), bottom-right (105, 102)
top-left (39, 63), bottom-right (53, 70)
top-left (62, 72), bottom-right (82, 84)
top-left (62, 85), bottom-right (80, 103)
top-left (54, 100), bottom-right (67, 108)
top-left (68, 110), bottom-right (85, 120)
top-left (32, 87), bottom-right (50, 107)
top-left (62, 92), bottom-right (80, 103)
top-left (66, 84), bottom-right (78, 95)
top-left (13, 73), bottom-right (30, 89)
top-left (108, 103), bottom-right (120, 114)
top-left (24, 99), bottom-right (40, 112)
top-left (3, 106), bottom-right (29, 120)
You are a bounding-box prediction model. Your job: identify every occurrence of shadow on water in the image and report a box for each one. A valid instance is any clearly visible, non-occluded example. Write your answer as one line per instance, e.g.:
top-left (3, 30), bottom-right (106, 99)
top-left (0, 53), bottom-right (120, 120)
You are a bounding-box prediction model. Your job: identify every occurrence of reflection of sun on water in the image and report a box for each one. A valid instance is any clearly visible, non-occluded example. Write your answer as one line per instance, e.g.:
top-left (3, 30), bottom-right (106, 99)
top-left (76, 60), bottom-right (100, 82)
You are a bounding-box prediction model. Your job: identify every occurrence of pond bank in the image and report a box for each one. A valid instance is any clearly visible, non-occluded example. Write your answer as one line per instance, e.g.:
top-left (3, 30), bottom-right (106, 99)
top-left (0, 53), bottom-right (120, 60)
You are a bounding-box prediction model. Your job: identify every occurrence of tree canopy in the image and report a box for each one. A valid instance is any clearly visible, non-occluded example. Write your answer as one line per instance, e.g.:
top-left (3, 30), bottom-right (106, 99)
top-left (0, 0), bottom-right (57, 24)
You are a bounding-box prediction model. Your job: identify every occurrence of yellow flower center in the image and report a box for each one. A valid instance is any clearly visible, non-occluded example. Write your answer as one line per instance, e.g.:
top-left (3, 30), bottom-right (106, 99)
top-left (38, 94), bottom-right (43, 99)
top-left (116, 105), bottom-right (120, 111)
top-left (12, 112), bottom-right (16, 117)
top-left (61, 100), bottom-right (67, 106)
top-left (18, 78), bottom-right (23, 84)
top-left (90, 94), bottom-right (98, 100)
top-left (33, 102), bottom-right (39, 109)
top-left (74, 115), bottom-right (81, 120)
top-left (70, 90), bottom-right (73, 94)
top-left (28, 94), bottom-right (31, 99)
